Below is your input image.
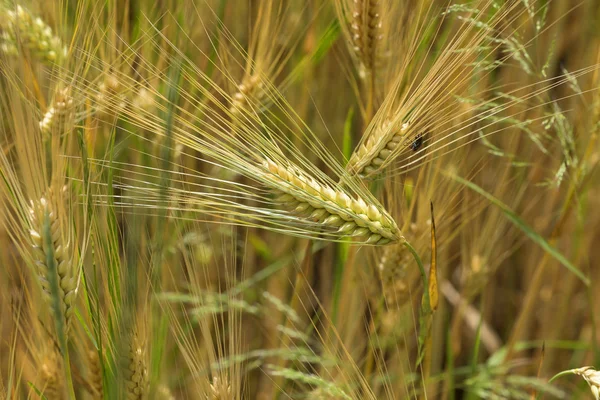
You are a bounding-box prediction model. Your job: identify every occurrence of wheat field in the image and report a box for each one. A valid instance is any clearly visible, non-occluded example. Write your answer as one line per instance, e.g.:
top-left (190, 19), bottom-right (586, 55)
top-left (1, 0), bottom-right (600, 399)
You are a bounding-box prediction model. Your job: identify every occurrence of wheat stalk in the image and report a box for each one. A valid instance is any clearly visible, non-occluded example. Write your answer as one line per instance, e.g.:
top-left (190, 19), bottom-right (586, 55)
top-left (262, 158), bottom-right (400, 245)
top-left (0, 4), bottom-right (66, 63)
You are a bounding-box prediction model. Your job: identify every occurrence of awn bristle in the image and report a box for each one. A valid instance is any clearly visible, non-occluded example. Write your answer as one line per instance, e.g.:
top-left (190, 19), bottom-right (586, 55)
top-left (262, 158), bottom-right (401, 245)
top-left (29, 195), bottom-right (77, 335)
top-left (572, 367), bottom-right (600, 400)
top-left (347, 119), bottom-right (409, 177)
top-left (39, 87), bottom-right (74, 137)
top-left (0, 5), bottom-right (66, 63)
top-left (350, 0), bottom-right (382, 78)
top-left (123, 333), bottom-right (148, 400)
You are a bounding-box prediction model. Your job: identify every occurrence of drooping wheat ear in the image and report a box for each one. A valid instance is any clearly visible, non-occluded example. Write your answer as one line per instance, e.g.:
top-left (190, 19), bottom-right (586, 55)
top-left (29, 194), bottom-right (77, 336)
top-left (262, 158), bottom-right (401, 245)
top-left (377, 222), bottom-right (425, 306)
top-left (39, 350), bottom-right (63, 400)
top-left (347, 119), bottom-right (409, 177)
top-left (39, 87), bottom-right (74, 137)
top-left (572, 367), bottom-right (600, 400)
top-left (0, 5), bottom-right (66, 63)
top-left (230, 74), bottom-right (265, 115)
top-left (87, 349), bottom-right (103, 399)
top-left (123, 333), bottom-right (148, 400)
top-left (350, 0), bottom-right (382, 78)
top-left (205, 376), bottom-right (232, 400)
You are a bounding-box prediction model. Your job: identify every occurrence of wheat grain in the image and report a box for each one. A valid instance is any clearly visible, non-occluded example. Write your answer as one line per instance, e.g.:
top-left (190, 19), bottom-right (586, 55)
top-left (262, 158), bottom-right (401, 245)
top-left (28, 194), bottom-right (77, 335)
top-left (0, 5), bottom-right (66, 63)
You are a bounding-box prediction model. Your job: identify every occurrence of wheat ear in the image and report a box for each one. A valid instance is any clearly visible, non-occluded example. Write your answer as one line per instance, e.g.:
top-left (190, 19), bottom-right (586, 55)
top-left (39, 87), bottom-right (74, 137)
top-left (572, 367), bottom-right (600, 400)
top-left (347, 119), bottom-right (409, 177)
top-left (0, 5), bottom-right (66, 63)
top-left (262, 158), bottom-right (401, 245)
top-left (205, 376), bottom-right (232, 400)
top-left (87, 349), bottom-right (104, 399)
top-left (29, 195), bottom-right (77, 336)
top-left (39, 349), bottom-right (63, 400)
top-left (350, 0), bottom-right (382, 78)
top-left (123, 333), bottom-right (148, 400)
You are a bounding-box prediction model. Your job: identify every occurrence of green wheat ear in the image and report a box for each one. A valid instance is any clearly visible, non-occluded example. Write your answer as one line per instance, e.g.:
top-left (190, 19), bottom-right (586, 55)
top-left (28, 193), bottom-right (77, 337)
top-left (0, 4), bottom-right (67, 64)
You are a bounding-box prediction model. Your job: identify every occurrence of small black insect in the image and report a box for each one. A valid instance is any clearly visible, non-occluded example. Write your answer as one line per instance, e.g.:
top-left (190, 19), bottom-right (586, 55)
top-left (410, 134), bottom-right (424, 151)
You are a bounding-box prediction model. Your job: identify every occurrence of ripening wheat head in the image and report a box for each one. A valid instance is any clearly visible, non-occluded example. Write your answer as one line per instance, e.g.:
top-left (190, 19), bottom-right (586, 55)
top-left (71, 24), bottom-right (402, 246)
top-left (345, 0), bottom-right (600, 179)
top-left (220, 0), bottom-right (310, 116)
top-left (0, 3), bottom-right (67, 64)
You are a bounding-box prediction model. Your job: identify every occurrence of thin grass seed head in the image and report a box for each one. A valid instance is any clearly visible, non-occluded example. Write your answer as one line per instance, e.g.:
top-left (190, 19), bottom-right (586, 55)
top-left (0, 5), bottom-right (66, 63)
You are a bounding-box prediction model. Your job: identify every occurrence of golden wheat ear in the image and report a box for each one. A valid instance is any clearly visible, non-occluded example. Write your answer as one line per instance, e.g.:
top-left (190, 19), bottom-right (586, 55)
top-left (69, 25), bottom-right (401, 245)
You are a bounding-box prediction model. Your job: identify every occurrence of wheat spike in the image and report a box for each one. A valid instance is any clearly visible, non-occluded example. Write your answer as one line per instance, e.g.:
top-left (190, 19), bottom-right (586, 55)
top-left (572, 367), bottom-right (600, 400)
top-left (230, 74), bottom-right (265, 115)
top-left (262, 158), bottom-right (401, 245)
top-left (39, 87), bottom-right (74, 137)
top-left (205, 376), bottom-right (232, 400)
top-left (28, 194), bottom-right (77, 335)
top-left (350, 0), bottom-right (382, 77)
top-left (0, 5), bottom-right (66, 63)
top-left (347, 119), bottom-right (409, 177)
top-left (87, 349), bottom-right (104, 399)
top-left (123, 333), bottom-right (148, 400)
top-left (39, 350), bottom-right (63, 400)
